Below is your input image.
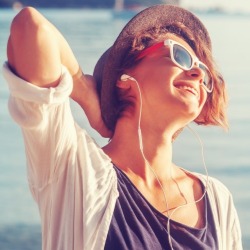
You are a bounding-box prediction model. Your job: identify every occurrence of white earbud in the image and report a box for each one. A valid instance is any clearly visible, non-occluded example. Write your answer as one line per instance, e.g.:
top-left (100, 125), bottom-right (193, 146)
top-left (120, 74), bottom-right (136, 82)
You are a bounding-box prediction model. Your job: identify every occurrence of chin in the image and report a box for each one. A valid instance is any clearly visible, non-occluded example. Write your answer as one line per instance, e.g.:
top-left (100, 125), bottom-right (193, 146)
top-left (180, 108), bottom-right (201, 124)
top-left (179, 102), bottom-right (201, 118)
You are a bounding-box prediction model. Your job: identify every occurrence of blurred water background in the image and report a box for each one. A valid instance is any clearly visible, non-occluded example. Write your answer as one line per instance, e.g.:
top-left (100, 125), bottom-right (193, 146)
top-left (0, 7), bottom-right (250, 250)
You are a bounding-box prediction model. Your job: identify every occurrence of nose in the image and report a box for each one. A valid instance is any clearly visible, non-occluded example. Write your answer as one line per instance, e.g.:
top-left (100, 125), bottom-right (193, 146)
top-left (185, 66), bottom-right (205, 85)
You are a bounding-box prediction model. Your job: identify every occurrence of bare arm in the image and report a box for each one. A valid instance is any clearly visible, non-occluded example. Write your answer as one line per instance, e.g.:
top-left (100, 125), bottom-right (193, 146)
top-left (7, 7), bottom-right (111, 137)
top-left (7, 7), bottom-right (78, 87)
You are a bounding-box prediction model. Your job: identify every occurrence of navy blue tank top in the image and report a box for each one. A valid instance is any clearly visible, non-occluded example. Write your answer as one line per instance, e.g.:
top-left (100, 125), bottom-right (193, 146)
top-left (104, 166), bottom-right (218, 250)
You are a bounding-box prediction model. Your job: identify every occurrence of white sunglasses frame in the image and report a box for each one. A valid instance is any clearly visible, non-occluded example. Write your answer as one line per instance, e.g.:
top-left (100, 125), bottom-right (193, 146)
top-left (164, 39), bottom-right (213, 93)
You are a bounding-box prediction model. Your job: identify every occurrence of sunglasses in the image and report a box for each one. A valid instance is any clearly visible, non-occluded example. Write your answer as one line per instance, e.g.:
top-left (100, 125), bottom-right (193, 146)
top-left (136, 39), bottom-right (213, 93)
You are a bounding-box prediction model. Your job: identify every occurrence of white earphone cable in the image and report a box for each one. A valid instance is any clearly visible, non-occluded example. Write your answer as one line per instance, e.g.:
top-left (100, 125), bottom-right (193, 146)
top-left (130, 75), bottom-right (170, 216)
top-left (121, 74), bottom-right (209, 250)
top-left (167, 125), bottom-right (209, 250)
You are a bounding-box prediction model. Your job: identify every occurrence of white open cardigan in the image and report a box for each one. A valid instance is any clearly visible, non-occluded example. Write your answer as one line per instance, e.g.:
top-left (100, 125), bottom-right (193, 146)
top-left (3, 63), bottom-right (242, 250)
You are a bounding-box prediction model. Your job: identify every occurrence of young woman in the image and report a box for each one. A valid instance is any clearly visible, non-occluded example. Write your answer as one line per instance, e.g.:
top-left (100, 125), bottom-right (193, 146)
top-left (3, 4), bottom-right (242, 250)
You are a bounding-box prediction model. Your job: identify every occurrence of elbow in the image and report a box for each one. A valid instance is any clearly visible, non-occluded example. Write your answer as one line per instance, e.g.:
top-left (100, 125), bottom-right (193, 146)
top-left (10, 7), bottom-right (44, 38)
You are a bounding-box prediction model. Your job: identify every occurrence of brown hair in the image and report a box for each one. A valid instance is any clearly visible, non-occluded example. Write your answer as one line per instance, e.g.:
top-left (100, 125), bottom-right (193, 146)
top-left (116, 22), bottom-right (228, 130)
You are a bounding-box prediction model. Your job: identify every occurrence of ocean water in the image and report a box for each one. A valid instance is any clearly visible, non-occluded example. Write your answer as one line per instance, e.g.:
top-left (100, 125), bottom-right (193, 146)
top-left (0, 8), bottom-right (250, 249)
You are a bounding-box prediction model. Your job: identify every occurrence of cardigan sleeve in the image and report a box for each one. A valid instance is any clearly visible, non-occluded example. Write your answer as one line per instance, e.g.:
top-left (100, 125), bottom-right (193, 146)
top-left (3, 62), bottom-right (119, 250)
top-left (206, 175), bottom-right (243, 250)
top-left (228, 193), bottom-right (243, 250)
top-left (3, 62), bottom-right (76, 190)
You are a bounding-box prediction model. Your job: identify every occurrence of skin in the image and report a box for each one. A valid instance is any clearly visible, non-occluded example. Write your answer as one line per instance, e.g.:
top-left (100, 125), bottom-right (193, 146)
top-left (103, 34), bottom-right (208, 228)
top-left (7, 7), bottom-right (111, 137)
top-left (8, 7), bottom-right (208, 229)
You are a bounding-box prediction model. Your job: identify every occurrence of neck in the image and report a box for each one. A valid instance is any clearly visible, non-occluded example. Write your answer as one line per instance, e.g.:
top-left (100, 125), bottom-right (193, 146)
top-left (103, 116), bottom-right (178, 183)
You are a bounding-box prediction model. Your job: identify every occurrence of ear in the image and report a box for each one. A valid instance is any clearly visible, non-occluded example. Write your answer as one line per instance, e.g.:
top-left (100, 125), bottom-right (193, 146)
top-left (116, 74), bottom-right (133, 89)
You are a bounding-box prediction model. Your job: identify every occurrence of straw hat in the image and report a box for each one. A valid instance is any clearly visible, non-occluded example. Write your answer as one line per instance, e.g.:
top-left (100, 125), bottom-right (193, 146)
top-left (93, 4), bottom-right (211, 131)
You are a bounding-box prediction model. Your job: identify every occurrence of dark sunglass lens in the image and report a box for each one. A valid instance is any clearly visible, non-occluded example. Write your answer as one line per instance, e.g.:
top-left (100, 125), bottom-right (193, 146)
top-left (173, 44), bottom-right (192, 69)
top-left (199, 64), bottom-right (212, 91)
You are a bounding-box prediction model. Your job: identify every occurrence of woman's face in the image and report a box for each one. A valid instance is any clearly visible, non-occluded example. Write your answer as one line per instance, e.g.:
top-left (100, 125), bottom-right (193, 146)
top-left (128, 34), bottom-right (209, 128)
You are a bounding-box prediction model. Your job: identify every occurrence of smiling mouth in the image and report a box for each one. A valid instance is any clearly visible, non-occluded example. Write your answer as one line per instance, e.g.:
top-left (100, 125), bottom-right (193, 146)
top-left (175, 85), bottom-right (199, 97)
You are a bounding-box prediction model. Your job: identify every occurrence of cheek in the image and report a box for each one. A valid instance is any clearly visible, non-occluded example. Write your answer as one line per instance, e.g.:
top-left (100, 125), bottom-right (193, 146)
top-left (195, 93), bottom-right (209, 123)
top-left (141, 67), bottom-right (176, 92)
top-left (199, 87), bottom-right (208, 109)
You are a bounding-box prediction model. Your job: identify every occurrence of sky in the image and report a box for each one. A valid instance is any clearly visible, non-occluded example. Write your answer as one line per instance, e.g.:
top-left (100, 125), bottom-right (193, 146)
top-left (181, 0), bottom-right (250, 13)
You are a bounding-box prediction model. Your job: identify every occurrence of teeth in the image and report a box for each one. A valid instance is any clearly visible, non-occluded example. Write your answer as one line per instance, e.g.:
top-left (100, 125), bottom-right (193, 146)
top-left (177, 85), bottom-right (198, 96)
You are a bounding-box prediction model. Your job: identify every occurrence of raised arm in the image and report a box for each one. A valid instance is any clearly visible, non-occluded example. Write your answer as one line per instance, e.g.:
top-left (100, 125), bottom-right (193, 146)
top-left (7, 6), bottom-right (111, 137)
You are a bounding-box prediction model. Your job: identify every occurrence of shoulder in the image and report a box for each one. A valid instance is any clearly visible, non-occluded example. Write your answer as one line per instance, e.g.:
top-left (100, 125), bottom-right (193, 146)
top-left (194, 173), bottom-right (239, 228)
top-left (207, 175), bottom-right (232, 196)
top-left (192, 172), bottom-right (234, 205)
top-left (194, 172), bottom-right (230, 192)
top-left (192, 172), bottom-right (242, 248)
top-left (184, 170), bottom-right (232, 197)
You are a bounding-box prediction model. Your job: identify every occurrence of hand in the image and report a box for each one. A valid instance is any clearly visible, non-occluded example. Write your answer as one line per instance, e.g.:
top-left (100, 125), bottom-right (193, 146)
top-left (70, 72), bottom-right (113, 138)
